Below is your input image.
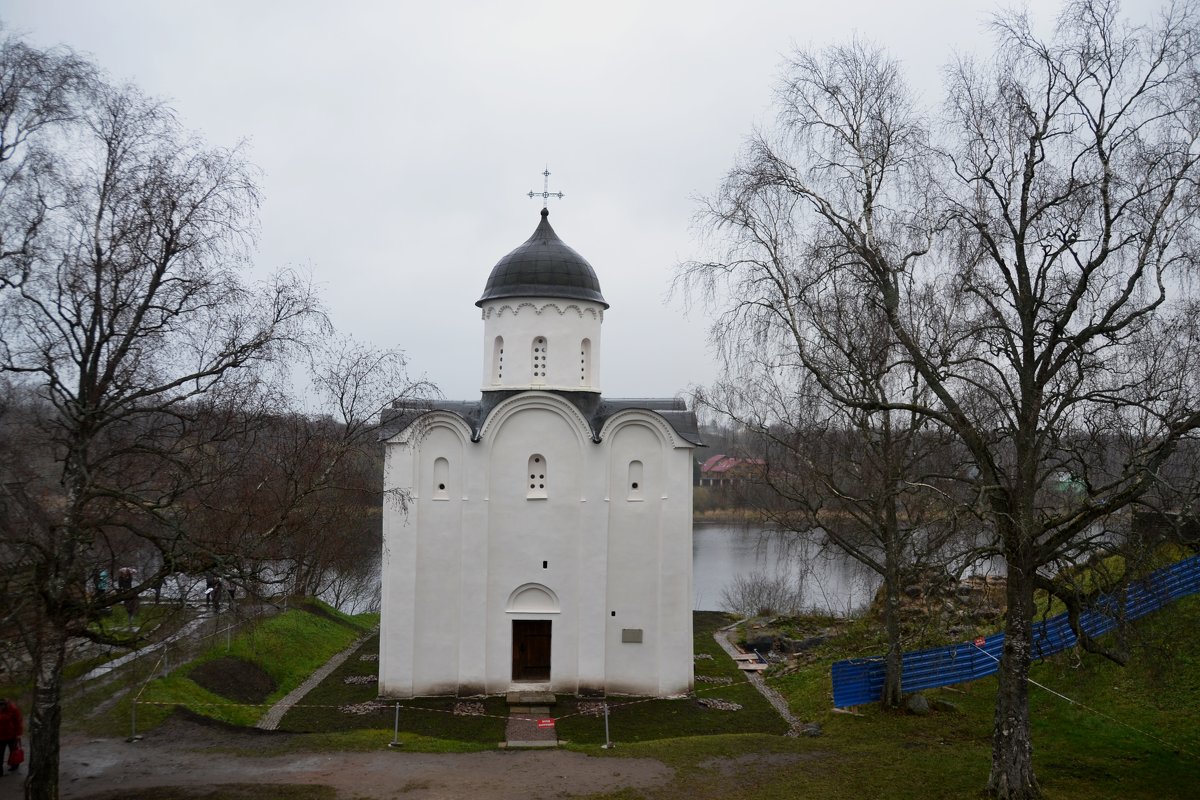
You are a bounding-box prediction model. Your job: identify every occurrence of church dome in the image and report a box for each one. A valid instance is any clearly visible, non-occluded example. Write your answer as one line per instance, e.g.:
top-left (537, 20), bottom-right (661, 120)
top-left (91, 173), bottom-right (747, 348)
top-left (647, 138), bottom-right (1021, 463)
top-left (476, 208), bottom-right (608, 308)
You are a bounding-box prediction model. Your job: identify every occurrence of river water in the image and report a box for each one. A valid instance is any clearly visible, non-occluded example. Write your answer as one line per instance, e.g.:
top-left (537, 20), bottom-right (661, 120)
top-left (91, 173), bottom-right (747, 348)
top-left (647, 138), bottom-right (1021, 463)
top-left (692, 523), bottom-right (880, 613)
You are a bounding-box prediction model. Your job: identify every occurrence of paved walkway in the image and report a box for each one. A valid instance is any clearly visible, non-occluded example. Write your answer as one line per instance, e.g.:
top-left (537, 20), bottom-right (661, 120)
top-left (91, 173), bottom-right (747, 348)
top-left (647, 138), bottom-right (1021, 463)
top-left (79, 614), bottom-right (214, 682)
top-left (713, 622), bottom-right (801, 733)
top-left (504, 710), bottom-right (559, 748)
top-left (255, 632), bottom-right (373, 730)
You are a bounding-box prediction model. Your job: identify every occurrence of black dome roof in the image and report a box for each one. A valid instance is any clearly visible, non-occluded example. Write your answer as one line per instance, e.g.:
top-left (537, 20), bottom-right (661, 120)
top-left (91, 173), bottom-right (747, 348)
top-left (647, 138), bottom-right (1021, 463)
top-left (476, 208), bottom-right (608, 308)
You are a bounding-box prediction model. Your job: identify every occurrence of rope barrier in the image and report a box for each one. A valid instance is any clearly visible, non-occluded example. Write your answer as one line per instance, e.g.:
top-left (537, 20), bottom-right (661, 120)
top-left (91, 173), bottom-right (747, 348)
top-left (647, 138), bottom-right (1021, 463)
top-left (968, 642), bottom-right (1200, 761)
top-left (131, 665), bottom-right (764, 726)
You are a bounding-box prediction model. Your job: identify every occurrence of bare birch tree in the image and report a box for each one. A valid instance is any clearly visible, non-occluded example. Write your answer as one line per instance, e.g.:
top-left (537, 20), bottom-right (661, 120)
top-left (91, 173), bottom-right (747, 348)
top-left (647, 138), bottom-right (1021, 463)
top-left (0, 56), bottom-right (325, 798)
top-left (685, 2), bottom-right (1200, 797)
top-left (683, 176), bottom-right (969, 707)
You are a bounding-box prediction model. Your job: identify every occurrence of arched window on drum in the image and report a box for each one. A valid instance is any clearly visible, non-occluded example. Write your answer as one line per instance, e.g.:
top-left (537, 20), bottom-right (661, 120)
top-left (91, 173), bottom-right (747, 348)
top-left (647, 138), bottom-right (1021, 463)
top-left (531, 337), bottom-right (547, 382)
top-left (492, 336), bottom-right (504, 384)
top-left (579, 338), bottom-right (591, 386)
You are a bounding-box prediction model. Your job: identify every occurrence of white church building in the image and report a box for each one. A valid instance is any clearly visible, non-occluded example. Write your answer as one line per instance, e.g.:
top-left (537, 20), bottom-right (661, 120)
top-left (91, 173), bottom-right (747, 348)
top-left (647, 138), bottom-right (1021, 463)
top-left (377, 207), bottom-right (699, 698)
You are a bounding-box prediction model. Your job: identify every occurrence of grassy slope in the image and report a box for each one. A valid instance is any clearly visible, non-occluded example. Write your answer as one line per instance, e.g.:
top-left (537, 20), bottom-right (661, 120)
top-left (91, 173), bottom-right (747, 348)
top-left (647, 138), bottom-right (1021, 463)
top-left (97, 600), bottom-right (376, 733)
top-left (64, 589), bottom-right (1200, 799)
top-left (581, 597), bottom-right (1200, 800)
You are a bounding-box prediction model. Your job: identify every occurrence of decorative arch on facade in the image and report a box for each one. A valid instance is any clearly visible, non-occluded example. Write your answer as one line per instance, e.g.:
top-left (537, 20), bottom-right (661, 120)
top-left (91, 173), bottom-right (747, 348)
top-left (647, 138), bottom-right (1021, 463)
top-left (389, 410), bottom-right (474, 448)
top-left (484, 301), bottom-right (603, 321)
top-left (506, 583), bottom-right (561, 614)
top-left (478, 391), bottom-right (594, 448)
top-left (598, 410), bottom-right (687, 449)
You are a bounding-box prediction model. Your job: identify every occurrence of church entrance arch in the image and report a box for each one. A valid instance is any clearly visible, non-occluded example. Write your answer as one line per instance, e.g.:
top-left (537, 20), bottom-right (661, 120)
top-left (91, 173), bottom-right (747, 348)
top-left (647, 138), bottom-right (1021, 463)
top-left (512, 619), bottom-right (551, 682)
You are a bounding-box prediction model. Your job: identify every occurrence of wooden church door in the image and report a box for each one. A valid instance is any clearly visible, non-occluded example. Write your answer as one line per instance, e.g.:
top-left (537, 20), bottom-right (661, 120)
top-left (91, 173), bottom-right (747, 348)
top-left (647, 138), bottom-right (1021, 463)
top-left (511, 619), bottom-right (552, 681)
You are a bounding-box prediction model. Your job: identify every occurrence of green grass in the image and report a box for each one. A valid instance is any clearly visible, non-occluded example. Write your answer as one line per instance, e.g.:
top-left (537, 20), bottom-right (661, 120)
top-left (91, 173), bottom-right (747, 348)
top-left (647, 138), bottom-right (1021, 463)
top-left (118, 600), bottom-right (375, 730)
top-left (595, 596), bottom-right (1200, 800)
top-left (560, 611), bottom-right (787, 745)
top-left (567, 590), bottom-right (1200, 799)
top-left (276, 631), bottom-right (507, 750)
top-left (58, 579), bottom-right (1200, 799)
top-left (275, 610), bottom-right (785, 750)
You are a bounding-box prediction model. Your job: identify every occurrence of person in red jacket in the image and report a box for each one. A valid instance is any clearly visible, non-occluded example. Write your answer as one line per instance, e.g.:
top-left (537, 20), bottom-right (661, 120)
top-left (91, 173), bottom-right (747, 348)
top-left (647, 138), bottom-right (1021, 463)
top-left (0, 698), bottom-right (23, 773)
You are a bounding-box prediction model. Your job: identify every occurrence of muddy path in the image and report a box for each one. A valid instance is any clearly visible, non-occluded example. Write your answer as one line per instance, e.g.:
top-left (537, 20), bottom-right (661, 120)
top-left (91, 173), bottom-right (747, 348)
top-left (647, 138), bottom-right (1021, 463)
top-left (0, 718), bottom-right (673, 800)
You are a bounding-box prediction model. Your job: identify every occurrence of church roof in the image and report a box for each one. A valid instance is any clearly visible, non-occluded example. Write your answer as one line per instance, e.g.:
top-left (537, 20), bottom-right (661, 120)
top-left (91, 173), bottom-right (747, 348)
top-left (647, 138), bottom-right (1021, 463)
top-left (476, 208), bottom-right (608, 308)
top-left (378, 393), bottom-right (701, 446)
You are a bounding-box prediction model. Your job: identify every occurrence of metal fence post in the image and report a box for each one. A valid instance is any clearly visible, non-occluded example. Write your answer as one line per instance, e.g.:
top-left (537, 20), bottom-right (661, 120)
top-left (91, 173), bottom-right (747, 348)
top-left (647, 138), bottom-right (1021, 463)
top-left (602, 703), bottom-right (613, 749)
top-left (389, 701), bottom-right (403, 748)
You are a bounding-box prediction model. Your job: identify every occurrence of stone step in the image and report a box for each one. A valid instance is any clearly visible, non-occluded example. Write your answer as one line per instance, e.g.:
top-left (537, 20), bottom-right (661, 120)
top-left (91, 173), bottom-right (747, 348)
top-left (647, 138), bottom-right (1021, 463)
top-left (506, 691), bottom-right (556, 706)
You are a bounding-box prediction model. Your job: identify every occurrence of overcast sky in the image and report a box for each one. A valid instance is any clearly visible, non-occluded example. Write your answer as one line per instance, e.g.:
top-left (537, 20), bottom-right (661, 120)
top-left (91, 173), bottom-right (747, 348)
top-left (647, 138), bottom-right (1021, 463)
top-left (2, 1), bottom-right (1159, 401)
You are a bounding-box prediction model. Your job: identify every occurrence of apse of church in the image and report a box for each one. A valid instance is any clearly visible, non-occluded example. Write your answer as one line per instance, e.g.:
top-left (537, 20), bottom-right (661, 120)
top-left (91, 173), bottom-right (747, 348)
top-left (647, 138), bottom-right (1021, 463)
top-left (378, 195), bottom-right (698, 698)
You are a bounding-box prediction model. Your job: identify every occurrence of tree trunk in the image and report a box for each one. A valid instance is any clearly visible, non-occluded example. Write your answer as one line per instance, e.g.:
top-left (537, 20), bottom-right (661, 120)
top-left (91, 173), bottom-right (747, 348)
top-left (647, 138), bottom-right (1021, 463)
top-left (881, 563), bottom-right (903, 707)
top-left (987, 565), bottom-right (1040, 799)
top-left (27, 622), bottom-right (67, 800)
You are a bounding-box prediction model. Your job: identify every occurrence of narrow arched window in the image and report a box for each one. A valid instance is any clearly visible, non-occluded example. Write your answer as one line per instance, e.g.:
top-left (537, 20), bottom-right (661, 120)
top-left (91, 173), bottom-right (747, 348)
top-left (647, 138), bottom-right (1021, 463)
top-left (627, 460), bottom-right (644, 500)
top-left (433, 457), bottom-right (449, 500)
top-left (531, 337), bottom-right (547, 381)
top-left (579, 338), bottom-right (591, 386)
top-left (493, 336), bottom-right (504, 383)
top-left (527, 454), bottom-right (547, 499)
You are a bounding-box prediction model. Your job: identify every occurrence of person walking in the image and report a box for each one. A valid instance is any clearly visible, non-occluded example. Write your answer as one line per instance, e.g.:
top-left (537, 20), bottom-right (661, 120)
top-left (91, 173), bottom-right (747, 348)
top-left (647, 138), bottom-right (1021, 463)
top-left (0, 698), bottom-right (23, 774)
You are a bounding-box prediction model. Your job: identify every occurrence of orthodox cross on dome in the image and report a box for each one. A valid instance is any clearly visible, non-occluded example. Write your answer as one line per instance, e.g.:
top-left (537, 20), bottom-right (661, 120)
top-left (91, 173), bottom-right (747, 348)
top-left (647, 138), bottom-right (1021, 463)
top-left (528, 167), bottom-right (564, 207)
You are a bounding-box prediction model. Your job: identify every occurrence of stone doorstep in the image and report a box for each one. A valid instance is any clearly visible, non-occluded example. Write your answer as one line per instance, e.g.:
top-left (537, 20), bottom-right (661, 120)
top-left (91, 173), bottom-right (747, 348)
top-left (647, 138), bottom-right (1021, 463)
top-left (505, 691), bottom-right (556, 706)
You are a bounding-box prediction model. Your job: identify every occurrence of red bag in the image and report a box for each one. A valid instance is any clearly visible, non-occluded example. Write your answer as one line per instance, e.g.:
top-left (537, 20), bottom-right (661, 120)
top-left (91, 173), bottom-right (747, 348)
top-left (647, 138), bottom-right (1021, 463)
top-left (7, 740), bottom-right (23, 768)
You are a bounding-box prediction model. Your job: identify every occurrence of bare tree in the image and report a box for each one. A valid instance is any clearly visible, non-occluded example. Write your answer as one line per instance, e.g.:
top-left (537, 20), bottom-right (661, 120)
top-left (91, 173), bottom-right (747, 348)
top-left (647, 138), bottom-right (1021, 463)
top-left (685, 3), bottom-right (1200, 797)
top-left (0, 30), bottom-right (92, 289)
top-left (0, 53), bottom-right (324, 797)
top-left (683, 169), bottom-right (969, 707)
top-left (200, 338), bottom-right (432, 604)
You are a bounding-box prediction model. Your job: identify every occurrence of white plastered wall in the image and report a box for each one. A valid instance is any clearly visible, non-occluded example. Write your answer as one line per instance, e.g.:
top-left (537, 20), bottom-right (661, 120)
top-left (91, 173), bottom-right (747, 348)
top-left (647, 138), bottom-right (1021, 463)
top-left (600, 412), bottom-right (694, 696)
top-left (480, 298), bottom-right (604, 392)
top-left (378, 395), bottom-right (694, 698)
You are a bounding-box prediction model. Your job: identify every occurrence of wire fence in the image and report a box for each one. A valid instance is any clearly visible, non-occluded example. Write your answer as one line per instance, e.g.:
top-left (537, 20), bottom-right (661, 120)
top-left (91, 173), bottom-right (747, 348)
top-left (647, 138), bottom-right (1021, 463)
top-left (831, 553), bottom-right (1200, 708)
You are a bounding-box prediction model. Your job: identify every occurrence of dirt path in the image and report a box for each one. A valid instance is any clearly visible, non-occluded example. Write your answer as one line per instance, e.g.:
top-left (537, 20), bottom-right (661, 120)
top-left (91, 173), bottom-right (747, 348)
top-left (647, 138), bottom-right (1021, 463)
top-left (256, 632), bottom-right (372, 730)
top-left (0, 718), bottom-right (673, 800)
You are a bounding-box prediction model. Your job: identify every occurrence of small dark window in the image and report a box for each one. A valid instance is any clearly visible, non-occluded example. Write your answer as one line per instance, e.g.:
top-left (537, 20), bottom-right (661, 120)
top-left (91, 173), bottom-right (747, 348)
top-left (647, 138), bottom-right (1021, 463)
top-left (527, 454), bottom-right (547, 498)
top-left (628, 460), bottom-right (644, 500)
top-left (542, 560), bottom-right (548, 569)
top-left (433, 457), bottom-right (449, 500)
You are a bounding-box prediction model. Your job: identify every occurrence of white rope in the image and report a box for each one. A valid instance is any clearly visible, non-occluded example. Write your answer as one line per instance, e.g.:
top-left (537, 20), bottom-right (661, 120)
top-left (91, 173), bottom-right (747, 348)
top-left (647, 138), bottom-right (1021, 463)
top-left (970, 642), bottom-right (1198, 760)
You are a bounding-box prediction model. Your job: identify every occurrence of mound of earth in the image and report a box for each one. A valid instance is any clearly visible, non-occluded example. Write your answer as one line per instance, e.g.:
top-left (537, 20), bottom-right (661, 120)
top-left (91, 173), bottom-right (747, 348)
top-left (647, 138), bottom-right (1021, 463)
top-left (294, 599), bottom-right (360, 629)
top-left (190, 656), bottom-right (277, 704)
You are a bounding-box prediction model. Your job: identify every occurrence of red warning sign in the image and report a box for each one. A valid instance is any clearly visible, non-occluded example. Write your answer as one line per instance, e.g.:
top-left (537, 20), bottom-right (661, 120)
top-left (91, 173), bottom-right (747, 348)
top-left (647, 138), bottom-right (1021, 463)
top-left (537, 718), bottom-right (555, 729)
top-left (973, 637), bottom-right (986, 647)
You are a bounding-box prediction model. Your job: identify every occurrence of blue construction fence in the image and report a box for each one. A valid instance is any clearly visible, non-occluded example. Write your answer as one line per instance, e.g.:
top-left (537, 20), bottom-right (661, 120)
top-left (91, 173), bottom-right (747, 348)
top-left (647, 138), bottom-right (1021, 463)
top-left (831, 553), bottom-right (1200, 708)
